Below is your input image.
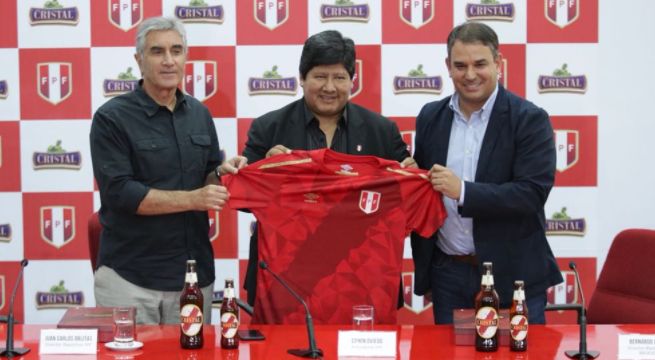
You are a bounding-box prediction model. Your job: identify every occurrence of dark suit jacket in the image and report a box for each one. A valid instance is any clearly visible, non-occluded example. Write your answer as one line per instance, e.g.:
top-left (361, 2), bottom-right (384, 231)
top-left (410, 86), bottom-right (563, 305)
top-left (242, 98), bottom-right (409, 306)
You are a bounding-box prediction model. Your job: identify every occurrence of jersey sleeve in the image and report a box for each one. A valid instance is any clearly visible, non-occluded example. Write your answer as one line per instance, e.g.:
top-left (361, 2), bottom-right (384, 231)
top-left (399, 170), bottom-right (447, 238)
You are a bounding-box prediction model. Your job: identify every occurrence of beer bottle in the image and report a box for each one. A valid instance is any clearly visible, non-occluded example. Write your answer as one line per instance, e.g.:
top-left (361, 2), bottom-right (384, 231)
top-left (220, 278), bottom-right (239, 349)
top-left (180, 260), bottom-right (204, 349)
top-left (510, 280), bottom-right (529, 352)
top-left (474, 262), bottom-right (499, 352)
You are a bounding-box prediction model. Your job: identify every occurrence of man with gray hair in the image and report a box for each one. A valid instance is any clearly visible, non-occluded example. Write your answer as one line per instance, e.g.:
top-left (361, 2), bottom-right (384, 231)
top-left (90, 17), bottom-right (246, 324)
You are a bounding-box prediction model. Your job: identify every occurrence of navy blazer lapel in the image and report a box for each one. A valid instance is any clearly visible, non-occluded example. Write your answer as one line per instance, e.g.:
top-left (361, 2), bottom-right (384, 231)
top-left (434, 105), bottom-right (454, 166)
top-left (476, 86), bottom-right (509, 181)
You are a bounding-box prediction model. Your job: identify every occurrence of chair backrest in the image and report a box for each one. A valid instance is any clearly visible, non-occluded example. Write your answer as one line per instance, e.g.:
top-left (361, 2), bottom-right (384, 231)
top-left (87, 211), bottom-right (101, 272)
top-left (587, 229), bottom-right (655, 324)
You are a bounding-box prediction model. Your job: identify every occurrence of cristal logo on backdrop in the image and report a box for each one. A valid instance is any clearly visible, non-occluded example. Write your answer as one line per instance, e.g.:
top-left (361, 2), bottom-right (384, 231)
top-left (103, 67), bottom-right (138, 97)
top-left (41, 206), bottom-right (76, 249)
top-left (0, 223), bottom-right (11, 243)
top-left (248, 66), bottom-right (297, 96)
top-left (29, 1), bottom-right (79, 26)
top-left (538, 64), bottom-right (587, 93)
top-left (402, 272), bottom-right (432, 314)
top-left (109, 0), bottom-right (143, 31)
top-left (33, 140), bottom-right (82, 170)
top-left (184, 61), bottom-right (217, 102)
top-left (400, 0), bottom-right (434, 29)
top-left (37, 62), bottom-right (73, 105)
top-left (545, 0), bottom-right (579, 28)
top-left (465, 0), bottom-right (515, 21)
top-left (36, 280), bottom-right (84, 309)
top-left (546, 206), bottom-right (586, 236)
top-left (393, 65), bottom-right (442, 94)
top-left (320, 1), bottom-right (370, 23)
top-left (0, 80), bottom-right (7, 99)
top-left (254, 0), bottom-right (289, 30)
top-left (175, 0), bottom-right (224, 23)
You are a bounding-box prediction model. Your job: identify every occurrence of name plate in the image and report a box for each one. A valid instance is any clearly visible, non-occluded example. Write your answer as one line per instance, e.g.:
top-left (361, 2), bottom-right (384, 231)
top-left (39, 328), bottom-right (98, 354)
top-left (619, 334), bottom-right (655, 359)
top-left (337, 330), bottom-right (396, 358)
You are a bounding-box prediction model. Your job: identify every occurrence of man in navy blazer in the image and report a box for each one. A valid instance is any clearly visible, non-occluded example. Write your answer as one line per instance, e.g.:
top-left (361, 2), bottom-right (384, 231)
top-left (242, 30), bottom-right (413, 308)
top-left (410, 22), bottom-right (562, 324)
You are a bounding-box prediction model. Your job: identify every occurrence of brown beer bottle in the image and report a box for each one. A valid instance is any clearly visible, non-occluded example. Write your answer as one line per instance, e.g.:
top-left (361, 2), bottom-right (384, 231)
top-left (510, 280), bottom-right (529, 351)
top-left (474, 262), bottom-right (499, 352)
top-left (180, 260), bottom-right (204, 349)
top-left (220, 278), bottom-right (239, 349)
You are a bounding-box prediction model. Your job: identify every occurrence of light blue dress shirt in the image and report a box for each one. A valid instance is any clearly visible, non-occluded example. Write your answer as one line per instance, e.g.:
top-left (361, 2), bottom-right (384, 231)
top-left (437, 86), bottom-right (499, 256)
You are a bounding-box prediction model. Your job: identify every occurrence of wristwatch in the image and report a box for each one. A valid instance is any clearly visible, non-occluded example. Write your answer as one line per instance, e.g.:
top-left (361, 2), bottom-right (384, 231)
top-left (214, 166), bottom-right (222, 180)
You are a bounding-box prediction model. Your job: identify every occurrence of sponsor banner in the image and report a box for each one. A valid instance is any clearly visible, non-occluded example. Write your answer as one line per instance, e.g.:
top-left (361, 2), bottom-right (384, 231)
top-left (397, 259), bottom-right (434, 325)
top-left (389, 117), bottom-right (416, 156)
top-left (498, 44), bottom-right (526, 98)
top-left (0, 262), bottom-right (24, 322)
top-left (0, 1), bottom-right (18, 47)
top-left (350, 45), bottom-right (381, 113)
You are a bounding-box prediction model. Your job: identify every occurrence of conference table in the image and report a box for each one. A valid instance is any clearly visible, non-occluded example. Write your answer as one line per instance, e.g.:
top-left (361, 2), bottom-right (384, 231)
top-left (2, 323), bottom-right (654, 359)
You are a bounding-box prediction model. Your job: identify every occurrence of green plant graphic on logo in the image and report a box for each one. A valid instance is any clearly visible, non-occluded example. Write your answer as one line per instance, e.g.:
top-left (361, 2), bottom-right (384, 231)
top-left (47, 140), bottom-right (66, 154)
top-left (551, 207), bottom-right (571, 220)
top-left (263, 66), bottom-right (282, 79)
top-left (189, 0), bottom-right (208, 6)
top-left (117, 67), bottom-right (137, 80)
top-left (552, 64), bottom-right (572, 77)
top-left (49, 280), bottom-right (68, 293)
top-left (44, 0), bottom-right (64, 9)
top-left (408, 65), bottom-right (427, 77)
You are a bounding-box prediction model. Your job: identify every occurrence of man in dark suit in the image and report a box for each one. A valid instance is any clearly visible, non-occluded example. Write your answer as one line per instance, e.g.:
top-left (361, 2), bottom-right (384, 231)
top-left (411, 22), bottom-right (563, 324)
top-left (242, 30), bottom-right (414, 307)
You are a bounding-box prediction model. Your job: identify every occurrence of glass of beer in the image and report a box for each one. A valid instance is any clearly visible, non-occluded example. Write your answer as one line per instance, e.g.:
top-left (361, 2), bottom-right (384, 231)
top-left (352, 305), bottom-right (374, 331)
top-left (113, 307), bottom-right (136, 345)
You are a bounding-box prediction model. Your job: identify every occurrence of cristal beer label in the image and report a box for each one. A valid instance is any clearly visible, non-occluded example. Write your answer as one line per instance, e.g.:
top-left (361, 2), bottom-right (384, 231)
top-left (475, 306), bottom-right (499, 339)
top-left (221, 312), bottom-right (239, 338)
top-left (510, 314), bottom-right (528, 341)
top-left (180, 304), bottom-right (203, 336)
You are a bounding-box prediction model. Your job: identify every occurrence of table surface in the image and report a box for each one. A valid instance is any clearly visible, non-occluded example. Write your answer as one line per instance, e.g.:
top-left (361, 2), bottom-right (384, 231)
top-left (2, 323), bottom-right (655, 359)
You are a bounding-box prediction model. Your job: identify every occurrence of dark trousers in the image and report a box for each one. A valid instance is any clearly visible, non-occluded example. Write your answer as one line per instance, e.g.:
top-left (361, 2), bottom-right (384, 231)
top-left (430, 246), bottom-right (547, 324)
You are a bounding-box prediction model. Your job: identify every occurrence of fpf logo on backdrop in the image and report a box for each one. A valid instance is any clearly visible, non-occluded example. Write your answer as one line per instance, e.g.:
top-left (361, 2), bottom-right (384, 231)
top-left (37, 62), bottom-right (72, 105)
top-left (545, 0), bottom-right (579, 28)
top-left (255, 0), bottom-right (289, 30)
top-left (547, 270), bottom-right (578, 305)
top-left (350, 59), bottom-right (363, 99)
top-left (551, 116), bottom-right (597, 187)
top-left (41, 206), bottom-right (76, 249)
top-left (402, 272), bottom-right (432, 314)
top-left (108, 0), bottom-right (143, 31)
top-left (184, 61), bottom-right (217, 103)
top-left (400, 0), bottom-right (434, 29)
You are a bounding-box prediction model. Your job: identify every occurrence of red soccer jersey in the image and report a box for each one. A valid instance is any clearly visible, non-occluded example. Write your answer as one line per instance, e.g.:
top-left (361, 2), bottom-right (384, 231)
top-left (223, 149), bottom-right (446, 324)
